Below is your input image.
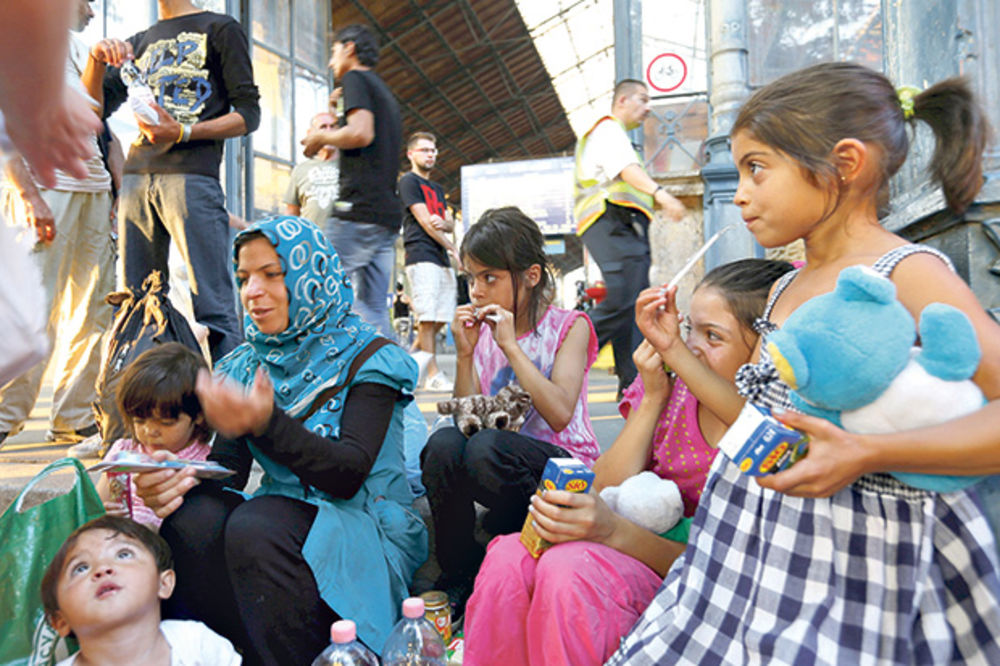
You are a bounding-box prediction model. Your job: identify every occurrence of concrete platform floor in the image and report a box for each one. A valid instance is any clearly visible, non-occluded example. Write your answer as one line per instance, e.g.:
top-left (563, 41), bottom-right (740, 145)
top-left (0, 349), bottom-right (626, 512)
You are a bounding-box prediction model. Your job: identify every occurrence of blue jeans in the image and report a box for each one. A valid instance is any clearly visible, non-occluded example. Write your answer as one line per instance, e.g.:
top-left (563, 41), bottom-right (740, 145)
top-left (119, 173), bottom-right (242, 361)
top-left (325, 217), bottom-right (396, 336)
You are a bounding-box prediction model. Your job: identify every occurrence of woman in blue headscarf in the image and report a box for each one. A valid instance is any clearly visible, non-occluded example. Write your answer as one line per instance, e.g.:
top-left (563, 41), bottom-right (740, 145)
top-left (134, 216), bottom-right (427, 665)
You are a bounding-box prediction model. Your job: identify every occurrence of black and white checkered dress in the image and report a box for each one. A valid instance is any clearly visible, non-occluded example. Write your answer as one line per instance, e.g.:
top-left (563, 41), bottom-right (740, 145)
top-left (607, 245), bottom-right (1000, 665)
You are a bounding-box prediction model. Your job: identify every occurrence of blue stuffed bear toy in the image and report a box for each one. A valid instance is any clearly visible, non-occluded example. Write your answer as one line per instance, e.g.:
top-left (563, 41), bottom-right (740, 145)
top-left (765, 265), bottom-right (985, 492)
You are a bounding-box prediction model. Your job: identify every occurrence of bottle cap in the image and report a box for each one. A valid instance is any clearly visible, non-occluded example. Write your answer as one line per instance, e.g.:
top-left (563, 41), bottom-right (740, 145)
top-left (402, 597), bottom-right (425, 618)
top-left (331, 619), bottom-right (356, 643)
top-left (420, 590), bottom-right (449, 610)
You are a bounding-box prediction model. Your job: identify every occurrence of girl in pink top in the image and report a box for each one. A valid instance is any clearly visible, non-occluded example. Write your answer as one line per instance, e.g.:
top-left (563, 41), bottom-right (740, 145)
top-left (421, 207), bottom-right (599, 616)
top-left (96, 343), bottom-right (212, 531)
top-left (463, 258), bottom-right (794, 665)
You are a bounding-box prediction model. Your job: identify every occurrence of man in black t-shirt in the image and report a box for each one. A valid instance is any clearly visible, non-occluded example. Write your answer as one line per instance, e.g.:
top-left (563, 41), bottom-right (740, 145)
top-left (83, 0), bottom-right (260, 362)
top-left (303, 24), bottom-right (401, 336)
top-left (399, 132), bottom-right (458, 391)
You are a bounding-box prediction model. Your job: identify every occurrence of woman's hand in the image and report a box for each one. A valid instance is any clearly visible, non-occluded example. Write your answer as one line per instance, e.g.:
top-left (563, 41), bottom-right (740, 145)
top-left (755, 409), bottom-right (873, 497)
top-left (452, 304), bottom-right (482, 358)
top-left (195, 368), bottom-right (275, 439)
top-left (635, 285), bottom-right (685, 361)
top-left (132, 450), bottom-right (199, 520)
top-left (478, 303), bottom-right (517, 352)
top-left (633, 339), bottom-right (671, 403)
top-left (526, 489), bottom-right (621, 546)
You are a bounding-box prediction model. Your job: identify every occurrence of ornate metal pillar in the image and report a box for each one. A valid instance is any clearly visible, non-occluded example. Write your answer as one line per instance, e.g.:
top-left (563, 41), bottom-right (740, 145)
top-left (613, 0), bottom-right (644, 150)
top-left (702, 0), bottom-right (760, 268)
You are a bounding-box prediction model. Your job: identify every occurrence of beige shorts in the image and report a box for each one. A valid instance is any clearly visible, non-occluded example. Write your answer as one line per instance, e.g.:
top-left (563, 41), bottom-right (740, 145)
top-left (406, 262), bottom-right (457, 323)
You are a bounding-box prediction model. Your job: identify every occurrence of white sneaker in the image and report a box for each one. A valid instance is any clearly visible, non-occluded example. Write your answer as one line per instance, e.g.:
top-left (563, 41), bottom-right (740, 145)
top-left (67, 433), bottom-right (103, 459)
top-left (424, 372), bottom-right (454, 392)
top-left (410, 350), bottom-right (433, 385)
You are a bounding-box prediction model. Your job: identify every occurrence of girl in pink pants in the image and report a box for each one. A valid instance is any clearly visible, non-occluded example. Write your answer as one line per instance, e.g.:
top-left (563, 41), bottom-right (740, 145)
top-left (463, 259), bottom-right (794, 665)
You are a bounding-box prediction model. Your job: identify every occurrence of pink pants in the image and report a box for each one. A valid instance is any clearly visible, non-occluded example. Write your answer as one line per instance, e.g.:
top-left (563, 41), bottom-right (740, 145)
top-left (463, 533), bottom-right (663, 666)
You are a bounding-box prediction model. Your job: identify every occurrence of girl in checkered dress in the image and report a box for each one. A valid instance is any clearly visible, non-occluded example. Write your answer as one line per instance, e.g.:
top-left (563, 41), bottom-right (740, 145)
top-left (608, 63), bottom-right (1000, 665)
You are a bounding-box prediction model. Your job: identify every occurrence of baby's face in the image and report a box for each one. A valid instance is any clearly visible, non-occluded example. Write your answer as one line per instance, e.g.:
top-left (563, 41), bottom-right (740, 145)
top-left (50, 529), bottom-right (173, 638)
top-left (132, 411), bottom-right (198, 454)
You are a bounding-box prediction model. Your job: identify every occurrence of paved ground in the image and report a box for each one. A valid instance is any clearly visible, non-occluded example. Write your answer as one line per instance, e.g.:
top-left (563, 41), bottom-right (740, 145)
top-left (0, 349), bottom-right (626, 512)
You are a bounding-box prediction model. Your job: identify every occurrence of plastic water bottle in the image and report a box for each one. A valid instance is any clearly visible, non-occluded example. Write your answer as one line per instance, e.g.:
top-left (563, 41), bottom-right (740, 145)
top-left (311, 620), bottom-right (379, 666)
top-left (119, 60), bottom-right (159, 125)
top-left (381, 597), bottom-right (447, 666)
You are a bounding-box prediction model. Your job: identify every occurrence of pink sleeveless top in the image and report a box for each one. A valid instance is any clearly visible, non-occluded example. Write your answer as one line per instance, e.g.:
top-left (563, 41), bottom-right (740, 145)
top-left (474, 306), bottom-right (600, 466)
top-left (619, 375), bottom-right (718, 516)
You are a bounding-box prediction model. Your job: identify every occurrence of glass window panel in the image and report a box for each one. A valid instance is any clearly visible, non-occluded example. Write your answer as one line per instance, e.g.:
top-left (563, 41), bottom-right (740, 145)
top-left (294, 70), bottom-right (331, 163)
top-left (642, 0), bottom-right (708, 96)
top-left (253, 157), bottom-right (292, 217)
top-left (749, 0), bottom-right (881, 85)
top-left (194, 0), bottom-right (225, 12)
top-left (254, 47), bottom-right (294, 161)
top-left (749, 0), bottom-right (834, 85)
top-left (295, 0), bottom-right (330, 70)
top-left (837, 0), bottom-right (883, 71)
top-left (104, 0), bottom-right (156, 40)
top-left (253, 0), bottom-right (291, 54)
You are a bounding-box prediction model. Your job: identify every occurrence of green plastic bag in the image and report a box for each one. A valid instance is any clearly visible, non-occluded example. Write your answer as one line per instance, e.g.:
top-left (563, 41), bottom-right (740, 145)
top-left (0, 458), bottom-right (104, 665)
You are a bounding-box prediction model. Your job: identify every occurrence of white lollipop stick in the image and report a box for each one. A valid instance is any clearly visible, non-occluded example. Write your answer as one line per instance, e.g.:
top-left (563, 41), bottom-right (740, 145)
top-left (660, 224), bottom-right (736, 296)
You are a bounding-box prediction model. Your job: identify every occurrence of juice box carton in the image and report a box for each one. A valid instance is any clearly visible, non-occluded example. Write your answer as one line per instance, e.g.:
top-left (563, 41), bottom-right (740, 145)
top-left (717, 402), bottom-right (809, 476)
top-left (520, 457), bottom-right (595, 558)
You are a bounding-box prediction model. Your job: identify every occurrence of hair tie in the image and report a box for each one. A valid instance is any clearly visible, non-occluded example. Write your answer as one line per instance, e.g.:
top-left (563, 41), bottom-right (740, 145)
top-left (897, 85), bottom-right (920, 120)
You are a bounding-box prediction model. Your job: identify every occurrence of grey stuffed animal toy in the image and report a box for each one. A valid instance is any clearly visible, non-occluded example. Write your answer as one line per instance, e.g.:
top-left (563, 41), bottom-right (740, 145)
top-left (437, 384), bottom-right (533, 437)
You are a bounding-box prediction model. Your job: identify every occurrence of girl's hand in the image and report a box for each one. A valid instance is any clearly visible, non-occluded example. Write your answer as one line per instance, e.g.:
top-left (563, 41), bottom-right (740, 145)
top-left (132, 451), bottom-right (199, 520)
top-left (195, 368), bottom-right (275, 439)
top-left (635, 285), bottom-right (685, 360)
top-left (633, 339), bottom-right (671, 402)
top-left (755, 410), bottom-right (872, 497)
top-left (478, 303), bottom-right (517, 352)
top-left (527, 490), bottom-right (620, 546)
top-left (452, 304), bottom-right (482, 357)
top-left (102, 500), bottom-right (130, 518)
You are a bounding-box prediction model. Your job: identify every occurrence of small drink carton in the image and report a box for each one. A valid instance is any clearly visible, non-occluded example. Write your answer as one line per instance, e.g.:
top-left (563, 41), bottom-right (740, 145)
top-left (520, 457), bottom-right (595, 558)
top-left (717, 402), bottom-right (809, 476)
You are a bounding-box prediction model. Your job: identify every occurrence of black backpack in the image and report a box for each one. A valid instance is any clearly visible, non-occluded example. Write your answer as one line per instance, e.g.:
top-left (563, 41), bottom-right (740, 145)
top-left (92, 271), bottom-right (205, 456)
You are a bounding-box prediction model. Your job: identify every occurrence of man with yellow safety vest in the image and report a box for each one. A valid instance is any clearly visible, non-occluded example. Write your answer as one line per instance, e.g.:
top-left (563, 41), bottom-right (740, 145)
top-left (573, 79), bottom-right (685, 394)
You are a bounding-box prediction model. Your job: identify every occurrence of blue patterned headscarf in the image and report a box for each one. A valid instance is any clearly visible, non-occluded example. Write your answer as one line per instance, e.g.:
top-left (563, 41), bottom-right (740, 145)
top-left (215, 216), bottom-right (378, 437)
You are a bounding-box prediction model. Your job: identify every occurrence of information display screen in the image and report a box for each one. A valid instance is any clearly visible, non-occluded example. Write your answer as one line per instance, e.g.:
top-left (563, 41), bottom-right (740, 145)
top-left (460, 156), bottom-right (575, 235)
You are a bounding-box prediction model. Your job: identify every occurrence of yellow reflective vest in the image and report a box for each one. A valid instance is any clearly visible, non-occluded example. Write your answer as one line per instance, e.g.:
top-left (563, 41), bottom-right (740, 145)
top-left (573, 115), bottom-right (654, 235)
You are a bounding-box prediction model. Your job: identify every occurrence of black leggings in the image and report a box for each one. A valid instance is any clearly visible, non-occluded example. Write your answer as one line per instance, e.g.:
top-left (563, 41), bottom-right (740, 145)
top-left (420, 426), bottom-right (569, 577)
top-left (160, 486), bottom-right (339, 666)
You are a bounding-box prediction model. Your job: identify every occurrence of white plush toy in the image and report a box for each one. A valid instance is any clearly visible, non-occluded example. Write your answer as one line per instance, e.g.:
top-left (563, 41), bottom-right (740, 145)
top-left (600, 471), bottom-right (684, 535)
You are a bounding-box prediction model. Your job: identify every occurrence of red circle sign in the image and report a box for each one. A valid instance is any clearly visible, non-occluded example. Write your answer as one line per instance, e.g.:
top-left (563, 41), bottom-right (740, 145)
top-left (646, 53), bottom-right (687, 93)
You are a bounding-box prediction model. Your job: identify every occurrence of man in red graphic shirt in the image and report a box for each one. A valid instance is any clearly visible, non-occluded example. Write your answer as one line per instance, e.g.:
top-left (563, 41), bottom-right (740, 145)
top-left (399, 131), bottom-right (458, 392)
